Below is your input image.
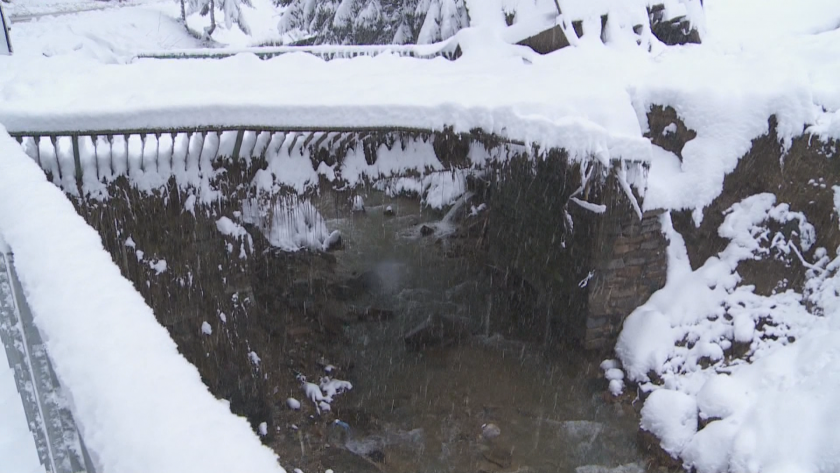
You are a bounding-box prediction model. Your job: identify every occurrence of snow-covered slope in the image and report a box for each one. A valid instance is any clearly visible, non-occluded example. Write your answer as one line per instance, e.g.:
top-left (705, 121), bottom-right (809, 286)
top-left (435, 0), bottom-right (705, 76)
top-left (0, 127), bottom-right (286, 473)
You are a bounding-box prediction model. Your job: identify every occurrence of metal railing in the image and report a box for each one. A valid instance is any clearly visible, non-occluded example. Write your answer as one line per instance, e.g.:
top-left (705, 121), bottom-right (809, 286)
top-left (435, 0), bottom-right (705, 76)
top-left (8, 126), bottom-right (525, 189)
top-left (135, 37), bottom-right (460, 61)
top-left (0, 251), bottom-right (96, 473)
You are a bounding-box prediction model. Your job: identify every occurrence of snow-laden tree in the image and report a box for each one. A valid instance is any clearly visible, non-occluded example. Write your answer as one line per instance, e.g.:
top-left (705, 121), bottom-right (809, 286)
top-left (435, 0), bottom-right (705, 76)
top-left (181, 0), bottom-right (252, 36)
top-left (277, 0), bottom-right (468, 45)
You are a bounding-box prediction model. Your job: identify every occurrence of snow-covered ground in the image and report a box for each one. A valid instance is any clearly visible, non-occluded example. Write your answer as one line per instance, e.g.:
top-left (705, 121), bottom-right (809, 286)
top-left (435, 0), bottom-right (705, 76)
top-left (0, 130), bottom-right (286, 473)
top-left (1, 0), bottom-right (840, 472)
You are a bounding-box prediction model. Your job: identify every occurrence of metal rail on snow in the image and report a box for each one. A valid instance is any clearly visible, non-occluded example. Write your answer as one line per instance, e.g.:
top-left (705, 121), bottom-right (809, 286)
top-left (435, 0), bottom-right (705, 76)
top-left (0, 250), bottom-right (96, 473)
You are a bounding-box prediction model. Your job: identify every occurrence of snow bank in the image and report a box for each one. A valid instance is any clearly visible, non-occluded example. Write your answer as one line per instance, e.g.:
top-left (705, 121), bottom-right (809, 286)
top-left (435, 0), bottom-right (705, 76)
top-left (0, 39), bottom-right (650, 166)
top-left (0, 127), bottom-right (285, 473)
top-left (616, 197), bottom-right (840, 472)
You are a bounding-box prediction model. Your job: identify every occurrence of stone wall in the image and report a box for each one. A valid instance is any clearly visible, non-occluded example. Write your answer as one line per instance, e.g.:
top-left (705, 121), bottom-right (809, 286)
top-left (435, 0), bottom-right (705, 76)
top-left (483, 154), bottom-right (668, 349)
top-left (586, 176), bottom-right (668, 349)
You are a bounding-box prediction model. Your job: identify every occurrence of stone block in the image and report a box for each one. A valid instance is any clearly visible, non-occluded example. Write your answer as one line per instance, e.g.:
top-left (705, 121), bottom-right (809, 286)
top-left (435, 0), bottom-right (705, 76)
top-left (586, 316), bottom-right (608, 329)
top-left (607, 258), bottom-right (625, 270)
top-left (641, 239), bottom-right (665, 250)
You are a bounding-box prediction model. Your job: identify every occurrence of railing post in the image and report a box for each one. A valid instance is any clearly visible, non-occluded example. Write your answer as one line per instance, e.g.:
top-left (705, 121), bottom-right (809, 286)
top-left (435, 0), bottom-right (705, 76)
top-left (72, 134), bottom-right (82, 187)
top-left (33, 136), bottom-right (42, 168)
top-left (91, 135), bottom-right (100, 181)
top-left (139, 134), bottom-right (146, 172)
top-left (49, 136), bottom-right (61, 180)
top-left (107, 134), bottom-right (115, 177)
top-left (154, 133), bottom-right (162, 174)
top-left (231, 129), bottom-right (245, 161)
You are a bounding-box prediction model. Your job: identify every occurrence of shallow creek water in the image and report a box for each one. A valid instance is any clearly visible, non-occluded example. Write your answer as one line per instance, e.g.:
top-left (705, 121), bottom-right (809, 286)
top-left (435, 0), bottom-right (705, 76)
top-left (285, 192), bottom-right (647, 473)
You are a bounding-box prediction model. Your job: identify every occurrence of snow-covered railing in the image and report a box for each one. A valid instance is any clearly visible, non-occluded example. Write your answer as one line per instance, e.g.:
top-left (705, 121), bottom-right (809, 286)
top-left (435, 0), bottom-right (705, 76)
top-left (0, 249), bottom-right (96, 473)
top-left (7, 125), bottom-right (526, 191)
top-left (134, 37), bottom-right (460, 61)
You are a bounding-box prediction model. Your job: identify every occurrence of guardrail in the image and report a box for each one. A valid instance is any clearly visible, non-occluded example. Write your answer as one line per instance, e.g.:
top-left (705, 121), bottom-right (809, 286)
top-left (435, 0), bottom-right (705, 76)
top-left (135, 37), bottom-right (460, 61)
top-left (0, 250), bottom-right (96, 473)
top-left (7, 126), bottom-right (523, 191)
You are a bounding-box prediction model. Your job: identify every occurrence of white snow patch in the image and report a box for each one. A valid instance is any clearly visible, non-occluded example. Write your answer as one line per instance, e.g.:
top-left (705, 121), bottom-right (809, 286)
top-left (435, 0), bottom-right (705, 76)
top-left (618, 193), bottom-right (840, 472)
top-left (640, 389), bottom-right (698, 457)
top-left (201, 321), bottom-right (213, 335)
top-left (149, 259), bottom-right (167, 275)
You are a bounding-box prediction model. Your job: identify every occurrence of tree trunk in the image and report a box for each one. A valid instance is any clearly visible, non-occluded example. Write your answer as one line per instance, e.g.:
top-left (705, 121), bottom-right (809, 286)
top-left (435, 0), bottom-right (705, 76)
top-left (180, 0), bottom-right (186, 22)
top-left (207, 0), bottom-right (216, 36)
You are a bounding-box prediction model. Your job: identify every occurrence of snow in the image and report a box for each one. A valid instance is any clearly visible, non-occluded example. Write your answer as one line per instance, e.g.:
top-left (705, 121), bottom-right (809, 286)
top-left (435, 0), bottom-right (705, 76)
top-left (287, 397), bottom-right (301, 410)
top-left (617, 193), bottom-right (840, 471)
top-left (242, 197), bottom-right (332, 252)
top-left (201, 321), bottom-right (212, 335)
top-left (1, 1), bottom-right (840, 471)
top-left (319, 377), bottom-right (352, 401)
top-left (149, 259), bottom-right (167, 274)
top-left (640, 389), bottom-right (698, 457)
top-left (0, 128), bottom-right (285, 473)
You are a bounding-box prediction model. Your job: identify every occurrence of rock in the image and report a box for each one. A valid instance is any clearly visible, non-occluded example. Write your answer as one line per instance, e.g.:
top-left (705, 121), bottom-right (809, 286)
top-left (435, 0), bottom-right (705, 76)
top-left (347, 306), bottom-right (395, 323)
top-left (482, 444), bottom-right (513, 468)
top-left (420, 225), bottom-right (435, 236)
top-left (321, 447), bottom-right (382, 473)
top-left (481, 423), bottom-right (501, 440)
top-left (286, 398), bottom-right (301, 410)
top-left (323, 230), bottom-right (342, 251)
top-left (404, 314), bottom-right (472, 350)
top-left (575, 463), bottom-right (645, 473)
top-left (367, 450), bottom-right (385, 463)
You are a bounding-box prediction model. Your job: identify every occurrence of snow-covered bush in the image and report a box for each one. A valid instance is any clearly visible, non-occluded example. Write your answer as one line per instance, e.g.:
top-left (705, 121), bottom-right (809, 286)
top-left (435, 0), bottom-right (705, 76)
top-left (182, 0), bottom-right (253, 36)
top-left (277, 0), bottom-right (469, 45)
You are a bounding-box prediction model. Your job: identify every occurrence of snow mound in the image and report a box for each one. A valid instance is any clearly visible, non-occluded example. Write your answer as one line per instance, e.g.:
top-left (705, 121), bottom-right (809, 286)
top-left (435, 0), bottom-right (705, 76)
top-left (617, 196), bottom-right (840, 472)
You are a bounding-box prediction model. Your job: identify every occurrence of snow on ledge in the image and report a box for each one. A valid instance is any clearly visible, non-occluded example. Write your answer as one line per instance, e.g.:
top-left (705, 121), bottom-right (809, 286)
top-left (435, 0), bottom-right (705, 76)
top-left (0, 126), bottom-right (285, 473)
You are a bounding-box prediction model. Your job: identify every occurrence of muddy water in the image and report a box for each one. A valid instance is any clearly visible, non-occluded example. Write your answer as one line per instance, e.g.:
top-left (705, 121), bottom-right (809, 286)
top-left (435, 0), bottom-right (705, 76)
top-left (292, 193), bottom-right (646, 473)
